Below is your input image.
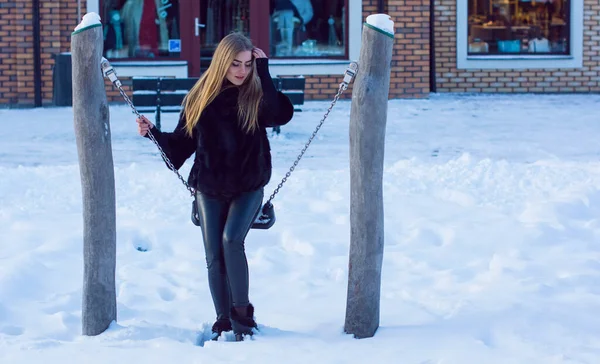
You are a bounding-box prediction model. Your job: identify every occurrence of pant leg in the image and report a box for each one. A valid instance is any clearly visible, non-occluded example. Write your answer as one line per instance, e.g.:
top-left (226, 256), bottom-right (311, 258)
top-left (195, 192), bottom-right (232, 320)
top-left (222, 189), bottom-right (263, 308)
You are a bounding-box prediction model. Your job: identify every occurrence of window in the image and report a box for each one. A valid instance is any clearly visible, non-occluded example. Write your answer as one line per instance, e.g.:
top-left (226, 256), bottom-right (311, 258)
top-left (101, 0), bottom-right (181, 59)
top-left (201, 0), bottom-right (249, 49)
top-left (457, 0), bottom-right (583, 69)
top-left (468, 0), bottom-right (569, 56)
top-left (268, 0), bottom-right (348, 59)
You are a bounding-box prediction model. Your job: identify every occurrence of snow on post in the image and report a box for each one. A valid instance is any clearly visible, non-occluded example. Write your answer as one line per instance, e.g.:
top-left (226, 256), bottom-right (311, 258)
top-left (345, 14), bottom-right (394, 339)
top-left (71, 12), bottom-right (117, 336)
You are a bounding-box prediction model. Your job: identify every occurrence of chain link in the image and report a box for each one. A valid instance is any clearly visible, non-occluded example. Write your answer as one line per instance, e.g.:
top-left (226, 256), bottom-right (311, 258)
top-left (116, 80), bottom-right (196, 196)
top-left (101, 58), bottom-right (358, 201)
top-left (267, 82), bottom-right (347, 204)
top-left (266, 61), bottom-right (358, 203)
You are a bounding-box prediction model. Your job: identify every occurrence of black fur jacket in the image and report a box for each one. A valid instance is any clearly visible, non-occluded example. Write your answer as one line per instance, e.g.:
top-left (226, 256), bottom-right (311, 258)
top-left (147, 58), bottom-right (294, 198)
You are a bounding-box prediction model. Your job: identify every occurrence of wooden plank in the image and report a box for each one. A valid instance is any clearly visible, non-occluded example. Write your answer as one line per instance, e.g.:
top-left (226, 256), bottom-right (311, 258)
top-left (132, 93), bottom-right (157, 107)
top-left (158, 93), bottom-right (187, 106)
top-left (133, 77), bottom-right (198, 92)
top-left (132, 78), bottom-right (158, 91)
top-left (282, 91), bottom-right (304, 105)
top-left (132, 92), bottom-right (187, 107)
top-left (136, 107), bottom-right (157, 113)
top-left (159, 78), bottom-right (198, 91)
top-left (277, 77), bottom-right (306, 90)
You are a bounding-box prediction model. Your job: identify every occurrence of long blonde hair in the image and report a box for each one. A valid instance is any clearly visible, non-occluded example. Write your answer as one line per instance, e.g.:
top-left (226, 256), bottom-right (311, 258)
top-left (183, 33), bottom-right (263, 136)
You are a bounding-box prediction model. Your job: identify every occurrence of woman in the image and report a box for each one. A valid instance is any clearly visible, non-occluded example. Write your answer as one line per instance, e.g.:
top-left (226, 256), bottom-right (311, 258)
top-left (136, 32), bottom-right (294, 341)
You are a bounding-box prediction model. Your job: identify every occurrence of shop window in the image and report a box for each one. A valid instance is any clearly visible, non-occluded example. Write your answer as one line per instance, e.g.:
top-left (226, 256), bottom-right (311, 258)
top-left (269, 0), bottom-right (348, 58)
top-left (200, 1), bottom-right (250, 54)
top-left (101, 0), bottom-right (181, 59)
top-left (468, 0), bottom-right (570, 56)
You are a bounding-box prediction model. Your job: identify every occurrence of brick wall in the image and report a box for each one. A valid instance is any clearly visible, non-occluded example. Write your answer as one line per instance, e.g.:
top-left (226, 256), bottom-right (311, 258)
top-left (302, 0), bottom-right (431, 100)
top-left (0, 0), bottom-right (35, 105)
top-left (0, 0), bottom-right (83, 106)
top-left (105, 77), bottom-right (132, 103)
top-left (387, 0), bottom-right (430, 97)
top-left (40, 1), bottom-right (81, 102)
top-left (434, 0), bottom-right (600, 93)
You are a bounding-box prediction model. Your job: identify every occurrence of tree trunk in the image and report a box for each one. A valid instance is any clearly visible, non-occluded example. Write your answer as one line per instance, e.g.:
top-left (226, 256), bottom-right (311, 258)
top-left (345, 20), bottom-right (394, 339)
top-left (71, 20), bottom-right (117, 336)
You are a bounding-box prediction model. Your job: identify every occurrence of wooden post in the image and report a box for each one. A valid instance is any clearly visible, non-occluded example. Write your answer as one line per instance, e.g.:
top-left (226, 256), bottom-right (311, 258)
top-left (71, 14), bottom-right (117, 336)
top-left (345, 15), bottom-right (395, 339)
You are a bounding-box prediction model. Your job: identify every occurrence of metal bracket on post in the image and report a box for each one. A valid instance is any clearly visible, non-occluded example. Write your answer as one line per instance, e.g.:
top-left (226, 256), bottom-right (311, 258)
top-left (100, 57), bottom-right (121, 88)
top-left (341, 61), bottom-right (359, 91)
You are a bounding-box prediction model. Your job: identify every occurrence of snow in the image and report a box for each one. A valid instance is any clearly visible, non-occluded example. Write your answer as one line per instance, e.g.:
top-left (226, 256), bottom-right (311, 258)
top-left (74, 12), bottom-right (101, 32)
top-left (366, 14), bottom-right (394, 35)
top-left (2, 93), bottom-right (600, 363)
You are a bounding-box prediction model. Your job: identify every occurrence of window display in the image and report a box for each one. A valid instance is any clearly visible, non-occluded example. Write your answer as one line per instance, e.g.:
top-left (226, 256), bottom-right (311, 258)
top-left (201, 0), bottom-right (249, 49)
top-left (468, 0), bottom-right (569, 55)
top-left (101, 0), bottom-right (181, 59)
top-left (269, 0), bottom-right (347, 58)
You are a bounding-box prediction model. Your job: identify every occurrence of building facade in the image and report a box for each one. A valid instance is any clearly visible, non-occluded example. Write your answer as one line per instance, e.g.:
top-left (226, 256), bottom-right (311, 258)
top-left (0, 0), bottom-right (597, 107)
top-left (435, 0), bottom-right (600, 93)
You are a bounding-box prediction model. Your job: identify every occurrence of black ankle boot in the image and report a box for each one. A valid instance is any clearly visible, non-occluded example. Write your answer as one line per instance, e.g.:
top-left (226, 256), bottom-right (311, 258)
top-left (230, 304), bottom-right (257, 341)
top-left (211, 317), bottom-right (232, 340)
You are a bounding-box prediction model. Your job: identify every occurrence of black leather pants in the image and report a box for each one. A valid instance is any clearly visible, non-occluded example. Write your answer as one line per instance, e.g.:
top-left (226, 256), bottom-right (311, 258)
top-left (195, 188), bottom-right (263, 320)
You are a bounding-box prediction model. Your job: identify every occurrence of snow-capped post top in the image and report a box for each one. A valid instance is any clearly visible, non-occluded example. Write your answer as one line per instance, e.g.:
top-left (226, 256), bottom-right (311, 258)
top-left (72, 12), bottom-right (102, 35)
top-left (365, 14), bottom-right (394, 38)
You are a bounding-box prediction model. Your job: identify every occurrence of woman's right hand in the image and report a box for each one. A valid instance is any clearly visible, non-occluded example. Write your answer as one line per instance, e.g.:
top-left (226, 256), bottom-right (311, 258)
top-left (136, 115), bottom-right (154, 136)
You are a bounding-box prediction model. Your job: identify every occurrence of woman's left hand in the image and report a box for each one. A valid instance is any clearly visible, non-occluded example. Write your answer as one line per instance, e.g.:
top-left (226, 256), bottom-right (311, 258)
top-left (252, 47), bottom-right (267, 59)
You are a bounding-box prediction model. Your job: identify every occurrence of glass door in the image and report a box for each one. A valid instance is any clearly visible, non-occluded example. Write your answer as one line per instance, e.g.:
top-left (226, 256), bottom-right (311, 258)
top-left (199, 0), bottom-right (250, 72)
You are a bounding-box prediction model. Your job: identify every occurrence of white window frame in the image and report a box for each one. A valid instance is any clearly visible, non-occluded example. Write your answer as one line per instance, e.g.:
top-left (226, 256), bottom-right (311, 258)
top-left (269, 0), bottom-right (362, 76)
top-left (457, 0), bottom-right (583, 69)
top-left (87, 0), bottom-right (98, 14)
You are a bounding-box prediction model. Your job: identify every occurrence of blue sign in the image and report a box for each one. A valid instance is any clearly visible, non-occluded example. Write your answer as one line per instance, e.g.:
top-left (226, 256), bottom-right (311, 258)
top-left (168, 39), bottom-right (181, 53)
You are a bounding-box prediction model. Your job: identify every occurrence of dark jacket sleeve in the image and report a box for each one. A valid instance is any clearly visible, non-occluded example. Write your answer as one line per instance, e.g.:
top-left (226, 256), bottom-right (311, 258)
top-left (256, 58), bottom-right (294, 128)
top-left (144, 110), bottom-right (196, 170)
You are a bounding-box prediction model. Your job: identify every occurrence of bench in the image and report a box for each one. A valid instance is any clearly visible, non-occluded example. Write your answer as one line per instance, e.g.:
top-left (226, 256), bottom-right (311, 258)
top-left (132, 76), bottom-right (305, 132)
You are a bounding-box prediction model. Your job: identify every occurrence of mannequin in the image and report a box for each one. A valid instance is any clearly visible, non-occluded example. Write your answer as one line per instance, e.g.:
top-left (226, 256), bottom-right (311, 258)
top-left (272, 0), bottom-right (297, 55)
top-left (138, 0), bottom-right (158, 56)
top-left (120, 0), bottom-right (142, 57)
top-left (104, 9), bottom-right (123, 57)
top-left (290, 0), bottom-right (313, 25)
top-left (120, 0), bottom-right (170, 57)
top-left (272, 0), bottom-right (312, 55)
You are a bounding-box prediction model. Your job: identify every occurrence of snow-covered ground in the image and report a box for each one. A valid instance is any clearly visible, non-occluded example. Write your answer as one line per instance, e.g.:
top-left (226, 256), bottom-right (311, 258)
top-left (1, 93), bottom-right (600, 363)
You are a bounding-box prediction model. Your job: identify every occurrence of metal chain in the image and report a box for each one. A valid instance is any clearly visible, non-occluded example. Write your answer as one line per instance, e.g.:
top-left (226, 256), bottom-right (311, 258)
top-left (101, 58), bottom-right (195, 196)
top-left (266, 67), bottom-right (356, 204)
top-left (118, 82), bottom-right (194, 195)
top-left (100, 57), bottom-right (358, 201)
